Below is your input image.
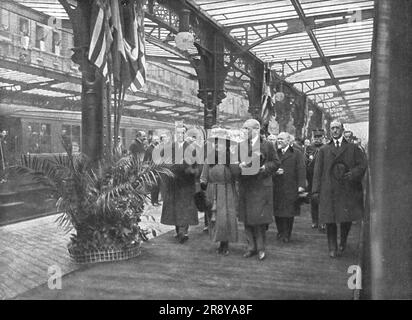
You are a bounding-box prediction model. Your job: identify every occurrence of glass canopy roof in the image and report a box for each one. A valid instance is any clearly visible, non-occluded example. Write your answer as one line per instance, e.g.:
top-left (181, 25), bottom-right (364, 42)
top-left (5, 0), bottom-right (374, 123)
top-left (191, 0), bottom-right (374, 122)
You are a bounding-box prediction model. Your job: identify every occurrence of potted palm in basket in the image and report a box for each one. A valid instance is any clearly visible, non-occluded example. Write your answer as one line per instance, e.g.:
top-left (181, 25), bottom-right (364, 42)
top-left (10, 140), bottom-right (173, 263)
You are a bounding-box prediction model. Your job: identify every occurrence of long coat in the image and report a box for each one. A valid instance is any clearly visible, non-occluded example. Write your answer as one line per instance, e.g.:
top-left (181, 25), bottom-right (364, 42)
top-left (129, 139), bottom-right (145, 159)
top-left (305, 143), bottom-right (323, 193)
top-left (238, 139), bottom-right (280, 226)
top-left (312, 139), bottom-right (367, 224)
top-left (273, 146), bottom-right (306, 218)
top-left (160, 141), bottom-right (199, 226)
top-left (200, 163), bottom-right (240, 242)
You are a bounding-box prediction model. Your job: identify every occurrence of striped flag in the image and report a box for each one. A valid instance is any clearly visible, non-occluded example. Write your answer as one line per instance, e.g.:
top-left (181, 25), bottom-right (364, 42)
top-left (123, 0), bottom-right (146, 91)
top-left (88, 0), bottom-right (112, 77)
top-left (261, 68), bottom-right (272, 125)
top-left (88, 0), bottom-right (146, 91)
top-left (111, 0), bottom-right (146, 91)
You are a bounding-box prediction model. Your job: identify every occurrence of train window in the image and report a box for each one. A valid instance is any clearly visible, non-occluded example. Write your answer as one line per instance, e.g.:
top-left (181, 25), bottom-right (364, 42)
top-left (19, 18), bottom-right (29, 36)
top-left (35, 24), bottom-right (45, 50)
top-left (61, 124), bottom-right (71, 151)
top-left (39, 123), bottom-right (51, 153)
top-left (52, 31), bottom-right (61, 55)
top-left (27, 122), bottom-right (51, 153)
top-left (61, 124), bottom-right (81, 153)
top-left (72, 125), bottom-right (80, 152)
top-left (0, 9), bottom-right (10, 31)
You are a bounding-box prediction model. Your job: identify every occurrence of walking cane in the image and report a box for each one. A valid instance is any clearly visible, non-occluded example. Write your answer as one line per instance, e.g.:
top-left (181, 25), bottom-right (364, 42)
top-left (0, 140), bottom-right (5, 175)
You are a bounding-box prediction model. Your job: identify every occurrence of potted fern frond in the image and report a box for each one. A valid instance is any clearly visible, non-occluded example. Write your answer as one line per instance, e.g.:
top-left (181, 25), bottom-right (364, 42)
top-left (10, 141), bottom-right (173, 263)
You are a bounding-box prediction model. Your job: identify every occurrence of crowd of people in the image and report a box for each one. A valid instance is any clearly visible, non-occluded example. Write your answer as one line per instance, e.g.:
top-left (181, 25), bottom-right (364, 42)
top-left (127, 118), bottom-right (367, 261)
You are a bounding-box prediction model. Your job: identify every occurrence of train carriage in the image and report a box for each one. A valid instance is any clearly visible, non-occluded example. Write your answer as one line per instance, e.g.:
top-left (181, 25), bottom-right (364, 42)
top-left (0, 103), bottom-right (175, 164)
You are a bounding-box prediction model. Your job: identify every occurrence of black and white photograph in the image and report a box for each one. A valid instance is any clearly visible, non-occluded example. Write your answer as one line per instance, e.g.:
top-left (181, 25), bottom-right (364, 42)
top-left (0, 0), bottom-right (411, 304)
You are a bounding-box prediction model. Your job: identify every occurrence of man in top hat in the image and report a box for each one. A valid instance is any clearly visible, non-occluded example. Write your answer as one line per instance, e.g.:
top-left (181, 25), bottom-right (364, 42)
top-left (238, 119), bottom-right (280, 261)
top-left (305, 128), bottom-right (326, 230)
top-left (312, 120), bottom-right (367, 258)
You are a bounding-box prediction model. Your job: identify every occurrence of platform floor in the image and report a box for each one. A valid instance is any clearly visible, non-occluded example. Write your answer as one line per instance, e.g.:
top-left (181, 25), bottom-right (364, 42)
top-left (0, 203), bottom-right (173, 300)
top-left (3, 204), bottom-right (360, 300)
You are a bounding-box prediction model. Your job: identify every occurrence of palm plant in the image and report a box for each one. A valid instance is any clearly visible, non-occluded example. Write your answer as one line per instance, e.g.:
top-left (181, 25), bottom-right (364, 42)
top-left (10, 140), bottom-right (173, 254)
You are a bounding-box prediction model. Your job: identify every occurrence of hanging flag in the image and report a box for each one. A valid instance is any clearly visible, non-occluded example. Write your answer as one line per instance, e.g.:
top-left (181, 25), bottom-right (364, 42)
top-left (303, 95), bottom-right (310, 138)
top-left (111, 0), bottom-right (146, 91)
top-left (130, 0), bottom-right (147, 91)
top-left (88, 0), bottom-right (112, 77)
top-left (88, 0), bottom-right (146, 91)
top-left (261, 67), bottom-right (272, 125)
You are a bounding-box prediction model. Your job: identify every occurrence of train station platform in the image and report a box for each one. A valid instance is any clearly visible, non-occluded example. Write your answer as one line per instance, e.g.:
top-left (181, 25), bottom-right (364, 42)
top-left (1, 204), bottom-right (360, 300)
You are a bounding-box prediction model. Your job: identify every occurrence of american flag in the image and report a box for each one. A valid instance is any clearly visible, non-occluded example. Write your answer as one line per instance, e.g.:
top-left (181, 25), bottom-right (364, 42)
top-left (261, 68), bottom-right (273, 125)
top-left (88, 0), bottom-right (112, 77)
top-left (88, 0), bottom-right (146, 91)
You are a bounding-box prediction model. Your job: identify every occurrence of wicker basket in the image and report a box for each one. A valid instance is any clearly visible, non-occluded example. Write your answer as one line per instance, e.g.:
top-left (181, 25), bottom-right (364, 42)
top-left (68, 243), bottom-right (141, 264)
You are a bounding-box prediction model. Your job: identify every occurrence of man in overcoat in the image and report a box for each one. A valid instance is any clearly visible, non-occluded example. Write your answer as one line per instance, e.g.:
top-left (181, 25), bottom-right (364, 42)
top-left (312, 120), bottom-right (367, 258)
top-left (238, 119), bottom-right (280, 261)
top-left (160, 126), bottom-right (200, 243)
top-left (273, 132), bottom-right (306, 243)
top-left (129, 131), bottom-right (147, 160)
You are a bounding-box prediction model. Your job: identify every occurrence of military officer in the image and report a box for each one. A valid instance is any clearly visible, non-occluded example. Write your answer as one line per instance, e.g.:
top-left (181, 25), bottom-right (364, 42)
top-left (305, 129), bottom-right (326, 231)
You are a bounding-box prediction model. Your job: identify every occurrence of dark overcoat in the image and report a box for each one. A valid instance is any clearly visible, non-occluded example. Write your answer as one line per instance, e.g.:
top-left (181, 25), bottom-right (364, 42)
top-left (305, 143), bottom-right (322, 193)
top-left (312, 139), bottom-right (367, 224)
top-left (129, 139), bottom-right (145, 158)
top-left (273, 146), bottom-right (306, 218)
top-left (160, 141), bottom-right (199, 226)
top-left (238, 139), bottom-right (280, 226)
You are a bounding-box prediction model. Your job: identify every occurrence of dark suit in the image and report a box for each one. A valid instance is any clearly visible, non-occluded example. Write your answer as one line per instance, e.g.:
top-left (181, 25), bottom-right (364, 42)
top-left (129, 138), bottom-right (145, 159)
top-left (312, 139), bottom-right (367, 224)
top-left (273, 145), bottom-right (306, 241)
top-left (238, 139), bottom-right (280, 253)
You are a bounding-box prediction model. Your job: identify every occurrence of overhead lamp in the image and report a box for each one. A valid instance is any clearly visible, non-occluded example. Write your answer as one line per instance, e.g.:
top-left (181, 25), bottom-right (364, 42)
top-left (175, 8), bottom-right (194, 51)
top-left (275, 82), bottom-right (285, 102)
